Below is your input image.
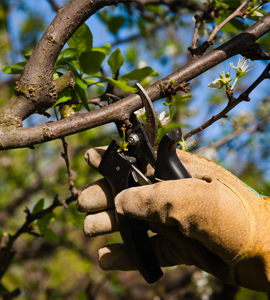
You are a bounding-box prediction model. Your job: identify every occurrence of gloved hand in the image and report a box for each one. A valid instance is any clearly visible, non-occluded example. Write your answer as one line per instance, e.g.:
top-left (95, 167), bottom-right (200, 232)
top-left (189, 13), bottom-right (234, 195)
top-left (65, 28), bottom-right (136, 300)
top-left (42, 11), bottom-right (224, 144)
top-left (77, 146), bottom-right (270, 298)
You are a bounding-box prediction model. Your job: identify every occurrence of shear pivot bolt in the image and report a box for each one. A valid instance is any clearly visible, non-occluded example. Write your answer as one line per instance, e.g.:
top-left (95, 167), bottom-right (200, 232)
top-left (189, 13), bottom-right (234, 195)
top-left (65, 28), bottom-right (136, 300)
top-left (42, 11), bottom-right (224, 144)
top-left (128, 134), bottom-right (139, 145)
top-left (116, 166), bottom-right (120, 171)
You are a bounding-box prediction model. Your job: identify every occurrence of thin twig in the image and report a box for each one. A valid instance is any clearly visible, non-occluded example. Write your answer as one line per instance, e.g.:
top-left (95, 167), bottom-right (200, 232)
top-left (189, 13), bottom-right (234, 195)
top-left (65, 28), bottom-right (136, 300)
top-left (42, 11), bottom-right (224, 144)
top-left (61, 138), bottom-right (79, 199)
top-left (206, 0), bottom-right (251, 43)
top-left (195, 115), bottom-right (270, 153)
top-left (189, 14), bottom-right (204, 50)
top-left (47, 0), bottom-right (59, 12)
top-left (183, 63), bottom-right (270, 140)
top-left (189, 0), bottom-right (251, 56)
top-left (0, 194), bottom-right (78, 280)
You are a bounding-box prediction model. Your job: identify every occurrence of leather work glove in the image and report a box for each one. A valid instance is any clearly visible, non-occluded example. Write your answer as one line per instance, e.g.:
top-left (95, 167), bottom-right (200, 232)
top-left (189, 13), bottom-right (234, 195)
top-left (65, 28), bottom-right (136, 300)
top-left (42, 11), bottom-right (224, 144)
top-left (77, 146), bottom-right (270, 298)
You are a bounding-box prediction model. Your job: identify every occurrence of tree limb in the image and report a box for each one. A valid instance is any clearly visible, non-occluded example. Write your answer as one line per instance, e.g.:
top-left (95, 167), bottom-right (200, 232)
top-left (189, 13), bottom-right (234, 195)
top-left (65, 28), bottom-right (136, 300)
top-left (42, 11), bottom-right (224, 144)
top-left (189, 0), bottom-right (251, 56)
top-left (0, 8), bottom-right (270, 150)
top-left (183, 63), bottom-right (270, 140)
top-left (0, 0), bottom-right (125, 128)
top-left (195, 115), bottom-right (270, 153)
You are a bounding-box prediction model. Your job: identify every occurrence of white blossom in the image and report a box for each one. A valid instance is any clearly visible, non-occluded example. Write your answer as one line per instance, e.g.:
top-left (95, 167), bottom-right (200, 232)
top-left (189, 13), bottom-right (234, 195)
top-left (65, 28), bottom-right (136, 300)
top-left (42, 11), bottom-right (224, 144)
top-left (207, 71), bottom-right (232, 89)
top-left (230, 58), bottom-right (254, 77)
top-left (179, 136), bottom-right (196, 151)
top-left (157, 111), bottom-right (171, 127)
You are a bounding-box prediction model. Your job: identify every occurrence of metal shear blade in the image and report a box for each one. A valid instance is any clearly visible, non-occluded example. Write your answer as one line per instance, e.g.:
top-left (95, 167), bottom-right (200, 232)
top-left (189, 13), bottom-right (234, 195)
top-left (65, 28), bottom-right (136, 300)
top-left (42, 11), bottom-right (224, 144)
top-left (135, 83), bottom-right (158, 146)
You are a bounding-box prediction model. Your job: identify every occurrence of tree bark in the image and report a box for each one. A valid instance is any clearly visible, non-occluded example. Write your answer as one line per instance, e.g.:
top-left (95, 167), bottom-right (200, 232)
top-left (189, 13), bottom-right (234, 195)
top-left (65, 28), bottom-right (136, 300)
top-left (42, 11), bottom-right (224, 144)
top-left (0, 2), bottom-right (270, 150)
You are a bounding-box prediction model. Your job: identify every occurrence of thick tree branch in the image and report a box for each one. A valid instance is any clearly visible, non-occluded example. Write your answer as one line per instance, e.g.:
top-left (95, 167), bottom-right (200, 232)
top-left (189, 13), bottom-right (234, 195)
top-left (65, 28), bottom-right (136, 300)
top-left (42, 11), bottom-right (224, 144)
top-left (0, 10), bottom-right (270, 150)
top-left (0, 0), bottom-right (125, 127)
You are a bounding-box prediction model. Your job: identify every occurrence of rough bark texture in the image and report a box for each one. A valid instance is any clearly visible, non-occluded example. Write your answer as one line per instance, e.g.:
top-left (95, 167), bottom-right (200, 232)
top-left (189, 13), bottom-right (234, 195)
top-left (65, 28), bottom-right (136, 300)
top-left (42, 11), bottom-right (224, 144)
top-left (0, 1), bottom-right (269, 150)
top-left (0, 0), bottom-right (125, 127)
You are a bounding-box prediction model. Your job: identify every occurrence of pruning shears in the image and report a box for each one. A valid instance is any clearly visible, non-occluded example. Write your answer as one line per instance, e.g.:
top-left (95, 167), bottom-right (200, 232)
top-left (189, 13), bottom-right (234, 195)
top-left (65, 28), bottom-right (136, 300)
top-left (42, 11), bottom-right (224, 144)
top-left (98, 83), bottom-right (191, 284)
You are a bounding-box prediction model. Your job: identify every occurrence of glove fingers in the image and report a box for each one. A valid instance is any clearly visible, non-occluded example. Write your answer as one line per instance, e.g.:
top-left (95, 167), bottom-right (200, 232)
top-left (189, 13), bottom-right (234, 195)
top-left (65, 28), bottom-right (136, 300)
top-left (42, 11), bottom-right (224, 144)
top-left (84, 146), bottom-right (108, 170)
top-left (77, 178), bottom-right (114, 213)
top-left (84, 209), bottom-right (119, 237)
top-left (98, 236), bottom-right (174, 271)
top-left (115, 176), bottom-right (250, 262)
top-left (98, 230), bottom-right (193, 271)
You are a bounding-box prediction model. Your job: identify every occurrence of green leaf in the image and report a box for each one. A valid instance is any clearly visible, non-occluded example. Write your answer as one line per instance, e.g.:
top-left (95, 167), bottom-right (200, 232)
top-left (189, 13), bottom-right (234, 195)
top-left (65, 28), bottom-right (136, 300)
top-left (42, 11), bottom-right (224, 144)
top-left (53, 90), bottom-right (72, 107)
top-left (92, 44), bottom-right (111, 55)
top-left (67, 23), bottom-right (93, 56)
top-left (84, 79), bottom-right (105, 87)
top-left (145, 4), bottom-right (165, 14)
top-left (80, 51), bottom-right (106, 75)
top-left (119, 66), bottom-right (158, 82)
top-left (39, 226), bottom-right (59, 243)
top-left (173, 94), bottom-right (193, 102)
top-left (108, 17), bottom-right (126, 35)
top-left (169, 104), bottom-right (175, 119)
top-left (37, 213), bottom-right (56, 228)
top-left (95, 75), bottom-right (137, 92)
top-left (53, 72), bottom-right (60, 80)
top-left (67, 62), bottom-right (81, 78)
top-left (108, 48), bottom-right (124, 76)
top-left (229, 19), bottom-right (248, 32)
top-left (24, 53), bottom-right (31, 61)
top-left (3, 61), bottom-right (26, 74)
top-left (70, 60), bottom-right (81, 71)
top-left (138, 20), bottom-right (146, 37)
top-left (56, 48), bottom-right (78, 67)
top-left (32, 198), bottom-right (44, 214)
top-left (103, 77), bottom-right (137, 93)
top-left (213, 0), bottom-right (229, 9)
top-left (163, 102), bottom-right (171, 106)
top-left (247, 9), bottom-right (267, 21)
top-left (74, 77), bottom-right (90, 111)
top-left (215, 15), bottom-right (237, 34)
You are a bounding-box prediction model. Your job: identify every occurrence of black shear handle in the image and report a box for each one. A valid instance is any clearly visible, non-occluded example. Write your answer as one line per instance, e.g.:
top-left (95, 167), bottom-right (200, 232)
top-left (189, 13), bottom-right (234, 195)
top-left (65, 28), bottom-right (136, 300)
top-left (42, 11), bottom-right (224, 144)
top-left (98, 128), bottom-right (191, 284)
top-left (98, 141), bottom-right (163, 284)
top-left (155, 127), bottom-right (191, 180)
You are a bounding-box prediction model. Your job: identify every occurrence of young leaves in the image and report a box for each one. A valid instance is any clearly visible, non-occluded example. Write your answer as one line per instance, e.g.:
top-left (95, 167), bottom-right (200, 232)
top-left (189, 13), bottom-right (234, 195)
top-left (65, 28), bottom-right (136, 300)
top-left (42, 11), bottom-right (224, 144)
top-left (55, 48), bottom-right (78, 69)
top-left (108, 48), bottom-right (124, 77)
top-left (3, 61), bottom-right (26, 74)
top-left (80, 51), bottom-right (106, 75)
top-left (67, 23), bottom-right (93, 56)
top-left (32, 198), bottom-right (44, 214)
top-left (32, 199), bottom-right (59, 243)
top-left (37, 213), bottom-right (59, 242)
top-left (119, 67), bottom-right (158, 83)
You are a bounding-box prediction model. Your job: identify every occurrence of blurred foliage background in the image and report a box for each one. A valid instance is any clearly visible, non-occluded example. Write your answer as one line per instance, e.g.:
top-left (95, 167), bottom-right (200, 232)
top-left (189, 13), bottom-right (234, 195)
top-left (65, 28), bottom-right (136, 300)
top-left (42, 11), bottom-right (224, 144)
top-left (0, 0), bottom-right (270, 299)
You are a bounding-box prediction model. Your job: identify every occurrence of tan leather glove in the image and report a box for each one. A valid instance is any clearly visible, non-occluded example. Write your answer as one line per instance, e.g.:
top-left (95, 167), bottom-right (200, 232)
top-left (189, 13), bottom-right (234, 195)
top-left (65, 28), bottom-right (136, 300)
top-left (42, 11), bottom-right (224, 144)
top-left (77, 147), bottom-right (270, 298)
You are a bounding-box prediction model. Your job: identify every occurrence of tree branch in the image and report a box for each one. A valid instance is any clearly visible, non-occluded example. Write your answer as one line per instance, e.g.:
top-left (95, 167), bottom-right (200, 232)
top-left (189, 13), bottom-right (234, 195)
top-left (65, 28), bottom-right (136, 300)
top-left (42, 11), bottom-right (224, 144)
top-left (195, 115), bottom-right (270, 154)
top-left (189, 0), bottom-right (251, 56)
top-left (0, 10), bottom-right (270, 150)
top-left (183, 63), bottom-right (270, 140)
top-left (47, 0), bottom-right (60, 12)
top-left (61, 137), bottom-right (79, 198)
top-left (0, 194), bottom-right (78, 280)
top-left (0, 0), bottom-right (125, 128)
